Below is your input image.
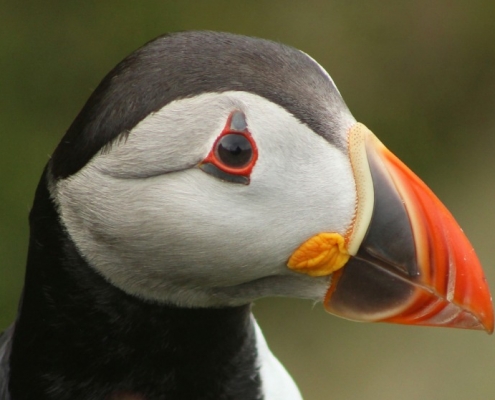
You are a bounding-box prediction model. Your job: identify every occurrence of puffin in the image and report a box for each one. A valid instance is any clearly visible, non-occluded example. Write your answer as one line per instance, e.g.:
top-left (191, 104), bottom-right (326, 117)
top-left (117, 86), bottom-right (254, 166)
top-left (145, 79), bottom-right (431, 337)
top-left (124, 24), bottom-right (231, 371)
top-left (0, 31), bottom-right (493, 400)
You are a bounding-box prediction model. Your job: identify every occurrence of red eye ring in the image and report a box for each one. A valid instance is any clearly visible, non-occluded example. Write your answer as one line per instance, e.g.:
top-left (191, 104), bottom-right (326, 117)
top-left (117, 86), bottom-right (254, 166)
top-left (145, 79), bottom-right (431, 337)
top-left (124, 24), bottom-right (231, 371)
top-left (207, 131), bottom-right (257, 175)
top-left (201, 111), bottom-right (258, 180)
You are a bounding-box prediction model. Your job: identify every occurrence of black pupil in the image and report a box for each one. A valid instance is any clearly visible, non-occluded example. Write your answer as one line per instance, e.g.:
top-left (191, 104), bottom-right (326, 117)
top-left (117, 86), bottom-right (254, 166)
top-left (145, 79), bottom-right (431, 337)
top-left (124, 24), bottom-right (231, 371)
top-left (216, 134), bottom-right (253, 168)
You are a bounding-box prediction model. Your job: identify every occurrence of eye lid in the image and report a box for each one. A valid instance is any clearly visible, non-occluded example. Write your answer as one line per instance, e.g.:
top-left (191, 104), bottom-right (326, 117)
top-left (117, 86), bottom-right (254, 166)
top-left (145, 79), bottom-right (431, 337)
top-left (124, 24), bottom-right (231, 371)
top-left (199, 110), bottom-right (258, 184)
top-left (199, 162), bottom-right (250, 185)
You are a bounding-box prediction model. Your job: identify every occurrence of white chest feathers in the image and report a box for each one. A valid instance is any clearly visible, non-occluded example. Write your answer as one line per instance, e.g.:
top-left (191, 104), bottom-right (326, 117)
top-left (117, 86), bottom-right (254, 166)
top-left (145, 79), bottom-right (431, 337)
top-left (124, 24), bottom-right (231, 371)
top-left (254, 319), bottom-right (303, 400)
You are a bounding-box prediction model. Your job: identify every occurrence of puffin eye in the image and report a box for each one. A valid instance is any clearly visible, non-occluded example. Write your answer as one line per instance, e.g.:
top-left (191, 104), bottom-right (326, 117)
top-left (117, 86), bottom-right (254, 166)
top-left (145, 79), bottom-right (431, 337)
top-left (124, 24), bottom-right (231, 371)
top-left (199, 111), bottom-right (258, 185)
top-left (215, 134), bottom-right (253, 168)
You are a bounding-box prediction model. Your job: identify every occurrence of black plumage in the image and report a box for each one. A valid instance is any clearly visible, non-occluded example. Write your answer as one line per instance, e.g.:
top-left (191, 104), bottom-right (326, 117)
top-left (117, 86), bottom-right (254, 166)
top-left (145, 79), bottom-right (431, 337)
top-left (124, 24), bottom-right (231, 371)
top-left (4, 170), bottom-right (261, 399)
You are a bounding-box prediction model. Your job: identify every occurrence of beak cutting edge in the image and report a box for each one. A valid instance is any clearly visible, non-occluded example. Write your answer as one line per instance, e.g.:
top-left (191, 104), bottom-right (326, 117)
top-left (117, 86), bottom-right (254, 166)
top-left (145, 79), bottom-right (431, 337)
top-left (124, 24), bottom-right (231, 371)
top-left (324, 123), bottom-right (494, 332)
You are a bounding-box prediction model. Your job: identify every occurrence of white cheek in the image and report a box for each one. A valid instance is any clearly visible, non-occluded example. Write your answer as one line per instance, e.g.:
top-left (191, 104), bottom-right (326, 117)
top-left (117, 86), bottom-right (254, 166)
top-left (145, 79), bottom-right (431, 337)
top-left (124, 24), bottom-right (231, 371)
top-left (53, 91), bottom-right (356, 305)
top-left (247, 101), bottom-right (355, 240)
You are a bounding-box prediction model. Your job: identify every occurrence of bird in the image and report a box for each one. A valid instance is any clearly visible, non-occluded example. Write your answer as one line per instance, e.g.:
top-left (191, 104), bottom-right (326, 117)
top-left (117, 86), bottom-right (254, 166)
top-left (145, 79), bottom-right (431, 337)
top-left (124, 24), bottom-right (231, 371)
top-left (0, 31), bottom-right (493, 400)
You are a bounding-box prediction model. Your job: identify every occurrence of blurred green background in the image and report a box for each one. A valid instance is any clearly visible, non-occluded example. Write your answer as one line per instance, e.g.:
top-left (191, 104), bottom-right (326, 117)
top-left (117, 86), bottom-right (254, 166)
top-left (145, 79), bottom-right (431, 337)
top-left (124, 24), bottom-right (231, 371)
top-left (1, 1), bottom-right (495, 399)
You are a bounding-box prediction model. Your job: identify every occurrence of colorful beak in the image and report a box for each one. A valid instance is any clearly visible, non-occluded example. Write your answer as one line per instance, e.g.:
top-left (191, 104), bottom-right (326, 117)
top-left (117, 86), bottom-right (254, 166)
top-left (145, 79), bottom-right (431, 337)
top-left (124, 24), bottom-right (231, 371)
top-left (323, 123), bottom-right (493, 332)
top-left (288, 123), bottom-right (493, 332)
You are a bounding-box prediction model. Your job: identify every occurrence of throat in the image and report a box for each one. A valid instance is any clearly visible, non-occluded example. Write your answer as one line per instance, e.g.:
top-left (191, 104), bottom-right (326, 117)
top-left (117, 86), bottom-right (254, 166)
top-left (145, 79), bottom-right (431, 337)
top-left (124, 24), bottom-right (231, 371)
top-left (9, 172), bottom-right (261, 400)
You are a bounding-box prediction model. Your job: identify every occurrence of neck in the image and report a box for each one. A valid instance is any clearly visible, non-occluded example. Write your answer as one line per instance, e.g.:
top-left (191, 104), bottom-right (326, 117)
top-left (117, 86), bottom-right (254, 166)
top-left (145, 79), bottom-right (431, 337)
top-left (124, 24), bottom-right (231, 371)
top-left (9, 171), bottom-right (261, 400)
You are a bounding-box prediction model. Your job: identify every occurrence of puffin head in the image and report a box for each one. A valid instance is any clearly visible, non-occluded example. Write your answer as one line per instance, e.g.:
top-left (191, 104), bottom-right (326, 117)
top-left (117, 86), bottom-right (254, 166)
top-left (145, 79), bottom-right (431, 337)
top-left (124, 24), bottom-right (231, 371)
top-left (47, 31), bottom-right (493, 331)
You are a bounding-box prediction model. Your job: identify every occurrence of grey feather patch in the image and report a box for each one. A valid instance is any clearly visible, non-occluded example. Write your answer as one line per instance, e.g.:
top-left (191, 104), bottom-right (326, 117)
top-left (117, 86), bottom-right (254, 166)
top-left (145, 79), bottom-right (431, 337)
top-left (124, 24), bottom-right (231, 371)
top-left (230, 111), bottom-right (248, 131)
top-left (0, 324), bottom-right (14, 400)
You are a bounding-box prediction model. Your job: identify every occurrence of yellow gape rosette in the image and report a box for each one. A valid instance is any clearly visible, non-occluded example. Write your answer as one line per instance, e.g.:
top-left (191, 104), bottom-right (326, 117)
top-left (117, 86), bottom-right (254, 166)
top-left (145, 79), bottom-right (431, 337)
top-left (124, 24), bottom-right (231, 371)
top-left (287, 232), bottom-right (350, 277)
